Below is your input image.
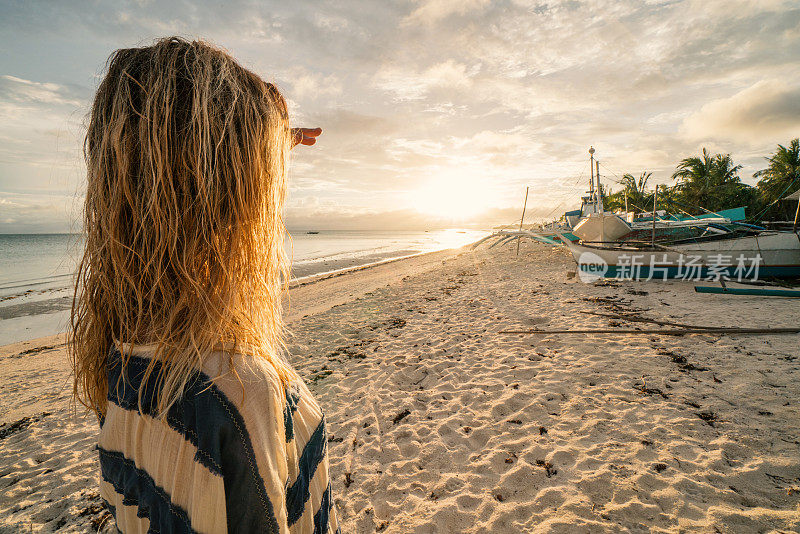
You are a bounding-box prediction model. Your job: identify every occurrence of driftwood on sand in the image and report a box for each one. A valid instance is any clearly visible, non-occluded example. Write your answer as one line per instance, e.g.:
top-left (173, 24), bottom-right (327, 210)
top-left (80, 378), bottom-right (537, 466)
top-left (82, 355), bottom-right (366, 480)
top-left (500, 327), bottom-right (800, 336)
top-left (578, 310), bottom-right (723, 329)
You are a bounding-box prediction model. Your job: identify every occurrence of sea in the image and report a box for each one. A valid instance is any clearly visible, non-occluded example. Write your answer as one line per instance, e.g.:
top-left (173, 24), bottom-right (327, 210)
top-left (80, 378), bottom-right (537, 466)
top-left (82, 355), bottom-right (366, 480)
top-left (0, 229), bottom-right (486, 345)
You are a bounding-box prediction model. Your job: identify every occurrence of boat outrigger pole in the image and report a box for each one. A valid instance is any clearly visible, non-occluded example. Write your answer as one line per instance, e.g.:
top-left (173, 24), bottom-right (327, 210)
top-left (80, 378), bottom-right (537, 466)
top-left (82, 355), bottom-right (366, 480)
top-left (516, 186), bottom-right (529, 256)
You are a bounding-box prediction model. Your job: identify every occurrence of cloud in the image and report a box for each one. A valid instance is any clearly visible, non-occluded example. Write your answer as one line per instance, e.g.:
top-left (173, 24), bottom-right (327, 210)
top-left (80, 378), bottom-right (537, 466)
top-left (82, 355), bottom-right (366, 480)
top-left (284, 205), bottom-right (528, 231)
top-left (403, 0), bottom-right (491, 26)
top-left (453, 130), bottom-right (526, 154)
top-left (283, 68), bottom-right (342, 102)
top-left (305, 109), bottom-right (393, 135)
top-left (2, 0), bottom-right (800, 232)
top-left (374, 60), bottom-right (475, 101)
top-left (0, 193), bottom-right (79, 233)
top-left (387, 138), bottom-right (445, 160)
top-left (0, 75), bottom-right (86, 187)
top-left (682, 80), bottom-right (800, 145)
top-left (0, 75), bottom-right (84, 107)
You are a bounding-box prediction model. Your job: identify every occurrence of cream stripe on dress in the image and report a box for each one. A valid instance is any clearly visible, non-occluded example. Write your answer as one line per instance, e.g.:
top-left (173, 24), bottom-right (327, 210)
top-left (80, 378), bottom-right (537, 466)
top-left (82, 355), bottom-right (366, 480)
top-left (290, 450), bottom-right (334, 533)
top-left (110, 344), bottom-right (337, 533)
top-left (99, 402), bottom-right (228, 534)
top-left (100, 479), bottom-right (151, 534)
top-left (200, 351), bottom-right (292, 531)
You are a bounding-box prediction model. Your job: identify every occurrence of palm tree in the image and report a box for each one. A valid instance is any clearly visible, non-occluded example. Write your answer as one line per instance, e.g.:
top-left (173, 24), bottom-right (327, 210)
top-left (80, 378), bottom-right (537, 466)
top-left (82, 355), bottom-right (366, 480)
top-left (602, 188), bottom-right (628, 212)
top-left (671, 148), bottom-right (754, 213)
top-left (602, 172), bottom-right (654, 213)
top-left (754, 139), bottom-right (800, 220)
top-left (618, 172), bottom-right (653, 212)
top-left (653, 183), bottom-right (681, 215)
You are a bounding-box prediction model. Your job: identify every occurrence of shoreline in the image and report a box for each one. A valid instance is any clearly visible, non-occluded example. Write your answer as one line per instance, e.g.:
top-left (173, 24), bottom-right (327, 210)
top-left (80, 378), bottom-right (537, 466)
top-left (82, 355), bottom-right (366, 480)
top-left (291, 246), bottom-right (460, 287)
top-left (0, 237), bottom-right (486, 346)
top-left (2, 240), bottom-right (799, 532)
top-left (0, 243), bottom-right (475, 355)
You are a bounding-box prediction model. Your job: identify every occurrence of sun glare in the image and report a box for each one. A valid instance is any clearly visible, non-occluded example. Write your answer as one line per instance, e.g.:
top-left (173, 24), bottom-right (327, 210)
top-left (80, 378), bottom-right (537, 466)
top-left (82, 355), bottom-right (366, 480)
top-left (411, 175), bottom-right (492, 220)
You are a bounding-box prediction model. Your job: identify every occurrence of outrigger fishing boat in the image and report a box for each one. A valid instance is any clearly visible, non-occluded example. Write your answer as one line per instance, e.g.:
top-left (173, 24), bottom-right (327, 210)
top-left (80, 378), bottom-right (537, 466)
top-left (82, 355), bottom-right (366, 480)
top-left (559, 149), bottom-right (800, 280)
top-left (482, 147), bottom-right (747, 249)
top-left (479, 146), bottom-right (800, 280)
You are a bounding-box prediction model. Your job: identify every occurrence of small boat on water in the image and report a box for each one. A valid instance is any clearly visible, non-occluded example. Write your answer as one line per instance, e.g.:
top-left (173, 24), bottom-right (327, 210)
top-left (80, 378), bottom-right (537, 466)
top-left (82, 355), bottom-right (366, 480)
top-left (306, 231), bottom-right (320, 235)
top-left (564, 231), bottom-right (800, 280)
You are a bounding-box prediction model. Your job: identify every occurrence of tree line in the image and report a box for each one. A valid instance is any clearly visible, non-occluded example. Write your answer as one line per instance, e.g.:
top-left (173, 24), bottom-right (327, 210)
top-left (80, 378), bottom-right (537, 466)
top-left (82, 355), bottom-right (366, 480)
top-left (602, 138), bottom-right (800, 221)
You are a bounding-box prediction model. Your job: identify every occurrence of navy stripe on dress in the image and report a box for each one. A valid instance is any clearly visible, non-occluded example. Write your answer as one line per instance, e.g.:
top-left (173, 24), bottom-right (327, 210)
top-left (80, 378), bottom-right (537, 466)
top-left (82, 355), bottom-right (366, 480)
top-left (105, 350), bottom-right (280, 533)
top-left (106, 352), bottom-right (222, 476)
top-left (285, 417), bottom-right (327, 526)
top-left (313, 484), bottom-right (332, 534)
top-left (99, 447), bottom-right (195, 534)
top-left (284, 386), bottom-right (301, 442)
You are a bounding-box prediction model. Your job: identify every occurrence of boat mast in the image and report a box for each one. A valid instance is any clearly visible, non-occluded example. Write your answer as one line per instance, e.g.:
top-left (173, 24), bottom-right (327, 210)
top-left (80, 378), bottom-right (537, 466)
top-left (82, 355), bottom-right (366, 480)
top-left (651, 186), bottom-right (658, 245)
top-left (589, 146), bottom-right (596, 213)
top-left (596, 159), bottom-right (602, 212)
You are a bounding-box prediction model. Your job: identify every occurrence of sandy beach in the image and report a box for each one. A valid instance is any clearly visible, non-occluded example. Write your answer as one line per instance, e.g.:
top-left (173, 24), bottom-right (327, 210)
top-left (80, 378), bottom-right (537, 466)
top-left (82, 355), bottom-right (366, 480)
top-left (1, 240), bottom-right (799, 533)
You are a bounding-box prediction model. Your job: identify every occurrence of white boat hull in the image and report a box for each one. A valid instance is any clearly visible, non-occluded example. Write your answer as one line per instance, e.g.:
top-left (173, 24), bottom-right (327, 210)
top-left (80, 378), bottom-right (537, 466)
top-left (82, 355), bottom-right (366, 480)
top-left (565, 232), bottom-right (800, 280)
top-left (571, 213), bottom-right (631, 243)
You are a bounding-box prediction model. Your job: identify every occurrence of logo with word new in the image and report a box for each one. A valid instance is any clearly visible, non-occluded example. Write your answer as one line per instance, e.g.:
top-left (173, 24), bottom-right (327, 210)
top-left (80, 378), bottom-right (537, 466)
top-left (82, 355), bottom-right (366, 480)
top-left (577, 251), bottom-right (608, 283)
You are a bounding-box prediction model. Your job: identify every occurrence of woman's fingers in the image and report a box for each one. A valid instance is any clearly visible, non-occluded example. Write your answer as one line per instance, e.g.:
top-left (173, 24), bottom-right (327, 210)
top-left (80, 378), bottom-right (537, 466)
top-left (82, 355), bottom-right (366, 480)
top-left (292, 127), bottom-right (323, 147)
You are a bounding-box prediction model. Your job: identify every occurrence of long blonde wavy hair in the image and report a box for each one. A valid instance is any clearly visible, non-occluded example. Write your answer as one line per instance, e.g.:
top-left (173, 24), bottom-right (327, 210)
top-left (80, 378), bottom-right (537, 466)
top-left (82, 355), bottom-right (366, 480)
top-left (71, 37), bottom-right (294, 418)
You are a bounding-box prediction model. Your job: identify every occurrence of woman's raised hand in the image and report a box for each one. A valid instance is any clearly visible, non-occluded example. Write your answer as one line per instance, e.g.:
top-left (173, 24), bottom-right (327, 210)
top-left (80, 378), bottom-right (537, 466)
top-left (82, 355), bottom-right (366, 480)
top-left (291, 127), bottom-right (322, 148)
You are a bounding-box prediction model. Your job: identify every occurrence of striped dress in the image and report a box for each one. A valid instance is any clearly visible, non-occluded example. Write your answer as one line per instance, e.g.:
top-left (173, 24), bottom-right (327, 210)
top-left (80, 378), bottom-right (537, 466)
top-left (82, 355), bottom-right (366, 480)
top-left (97, 345), bottom-right (339, 533)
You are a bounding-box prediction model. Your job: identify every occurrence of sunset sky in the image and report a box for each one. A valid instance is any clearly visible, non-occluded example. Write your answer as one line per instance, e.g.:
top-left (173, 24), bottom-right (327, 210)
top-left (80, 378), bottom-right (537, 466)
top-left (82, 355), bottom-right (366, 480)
top-left (1, 0), bottom-right (799, 232)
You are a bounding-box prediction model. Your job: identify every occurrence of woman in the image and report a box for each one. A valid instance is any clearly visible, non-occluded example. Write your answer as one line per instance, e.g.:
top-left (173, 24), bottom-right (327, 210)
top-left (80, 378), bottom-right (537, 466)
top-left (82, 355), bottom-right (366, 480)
top-left (70, 37), bottom-right (335, 533)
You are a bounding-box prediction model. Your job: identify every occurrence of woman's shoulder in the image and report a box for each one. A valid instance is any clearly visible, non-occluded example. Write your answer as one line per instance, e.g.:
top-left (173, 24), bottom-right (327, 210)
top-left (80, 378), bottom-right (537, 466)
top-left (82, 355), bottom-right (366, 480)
top-left (199, 350), bottom-right (305, 423)
top-left (201, 350), bottom-right (285, 394)
top-left (110, 343), bottom-right (320, 443)
top-left (205, 350), bottom-right (325, 445)
top-left (113, 344), bottom-right (294, 423)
